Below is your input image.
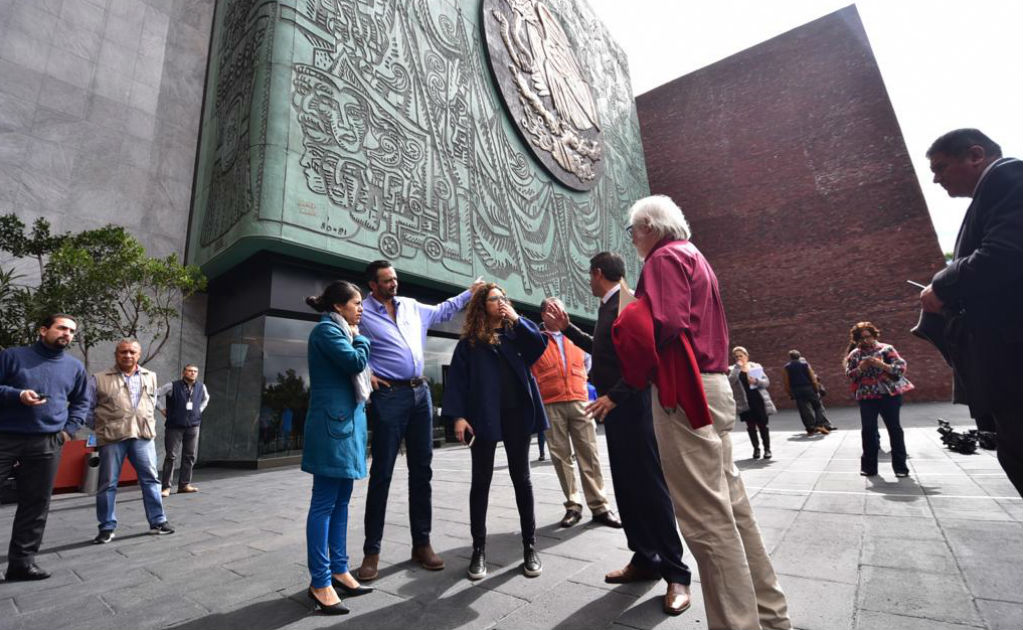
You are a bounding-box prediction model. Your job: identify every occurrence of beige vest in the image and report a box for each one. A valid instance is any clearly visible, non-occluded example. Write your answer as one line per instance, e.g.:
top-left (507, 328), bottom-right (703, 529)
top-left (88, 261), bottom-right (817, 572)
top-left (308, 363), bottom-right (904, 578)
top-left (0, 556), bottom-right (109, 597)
top-left (92, 367), bottom-right (158, 446)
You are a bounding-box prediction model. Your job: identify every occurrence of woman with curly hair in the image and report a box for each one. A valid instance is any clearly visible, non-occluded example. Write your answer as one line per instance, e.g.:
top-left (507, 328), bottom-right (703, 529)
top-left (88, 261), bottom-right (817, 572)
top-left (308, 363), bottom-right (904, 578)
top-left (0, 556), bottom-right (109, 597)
top-left (441, 283), bottom-right (549, 581)
top-left (844, 322), bottom-right (914, 478)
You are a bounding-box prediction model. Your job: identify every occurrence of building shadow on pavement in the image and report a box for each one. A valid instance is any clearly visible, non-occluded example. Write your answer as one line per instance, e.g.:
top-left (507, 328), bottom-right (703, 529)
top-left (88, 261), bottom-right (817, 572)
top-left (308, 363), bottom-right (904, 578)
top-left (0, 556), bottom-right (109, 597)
top-left (864, 475), bottom-right (942, 501)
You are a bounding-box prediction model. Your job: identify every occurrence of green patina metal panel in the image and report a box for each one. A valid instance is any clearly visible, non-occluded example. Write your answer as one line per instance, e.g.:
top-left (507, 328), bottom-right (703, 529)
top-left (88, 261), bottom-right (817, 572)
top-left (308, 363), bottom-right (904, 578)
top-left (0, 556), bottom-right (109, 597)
top-left (189, 0), bottom-right (648, 316)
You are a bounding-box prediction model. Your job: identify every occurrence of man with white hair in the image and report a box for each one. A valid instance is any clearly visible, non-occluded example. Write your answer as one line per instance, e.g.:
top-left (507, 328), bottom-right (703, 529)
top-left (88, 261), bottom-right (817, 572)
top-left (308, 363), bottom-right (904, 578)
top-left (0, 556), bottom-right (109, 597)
top-left (616, 195), bottom-right (790, 630)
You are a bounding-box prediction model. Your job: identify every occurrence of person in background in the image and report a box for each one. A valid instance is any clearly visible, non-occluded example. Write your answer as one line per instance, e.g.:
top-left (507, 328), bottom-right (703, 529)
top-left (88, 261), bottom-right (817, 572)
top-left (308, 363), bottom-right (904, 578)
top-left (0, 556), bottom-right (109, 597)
top-left (157, 365), bottom-right (210, 496)
top-left (844, 322), bottom-right (913, 478)
top-left (728, 347), bottom-right (777, 460)
top-left (443, 284), bottom-right (549, 581)
top-left (782, 350), bottom-right (833, 435)
top-left (302, 281), bottom-right (375, 615)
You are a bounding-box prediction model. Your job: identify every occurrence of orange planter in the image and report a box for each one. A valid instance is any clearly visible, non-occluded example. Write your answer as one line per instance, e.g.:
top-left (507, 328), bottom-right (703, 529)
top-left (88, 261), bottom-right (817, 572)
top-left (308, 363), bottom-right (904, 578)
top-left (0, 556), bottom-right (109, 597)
top-left (53, 439), bottom-right (137, 493)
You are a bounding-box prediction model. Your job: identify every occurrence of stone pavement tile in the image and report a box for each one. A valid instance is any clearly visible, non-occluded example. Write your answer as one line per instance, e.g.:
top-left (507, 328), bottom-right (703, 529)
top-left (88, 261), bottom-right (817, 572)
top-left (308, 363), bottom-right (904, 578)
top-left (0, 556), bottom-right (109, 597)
top-left (100, 566), bottom-right (240, 612)
top-left (0, 567), bottom-right (80, 601)
top-left (492, 579), bottom-right (637, 630)
top-left (185, 563), bottom-right (309, 613)
top-left (780, 574), bottom-right (854, 630)
top-left (747, 506), bottom-right (800, 531)
top-left (148, 542), bottom-right (264, 580)
top-left (0, 597), bottom-right (16, 617)
top-left (863, 493), bottom-right (932, 518)
top-left (862, 515), bottom-right (942, 540)
top-left (13, 566), bottom-right (152, 612)
top-left (930, 497), bottom-right (1016, 522)
top-left (2, 594), bottom-right (115, 630)
top-left (858, 566), bottom-right (982, 626)
top-left (862, 537), bottom-right (958, 574)
top-left (813, 472), bottom-right (872, 492)
top-left (614, 582), bottom-right (709, 629)
top-left (750, 490), bottom-right (808, 510)
top-left (942, 520), bottom-right (1023, 604)
top-left (758, 526), bottom-right (786, 555)
top-left (163, 591), bottom-right (315, 630)
top-left (564, 549), bottom-right (670, 597)
top-left (764, 471), bottom-right (820, 491)
top-left (975, 598), bottom-right (1023, 630)
top-left (99, 592), bottom-right (210, 629)
top-left (802, 491), bottom-right (865, 515)
top-left (222, 548), bottom-right (305, 579)
top-left (475, 549), bottom-right (590, 602)
top-left (855, 610), bottom-right (987, 630)
top-left (771, 512), bottom-right (863, 585)
top-left (994, 499), bottom-right (1023, 522)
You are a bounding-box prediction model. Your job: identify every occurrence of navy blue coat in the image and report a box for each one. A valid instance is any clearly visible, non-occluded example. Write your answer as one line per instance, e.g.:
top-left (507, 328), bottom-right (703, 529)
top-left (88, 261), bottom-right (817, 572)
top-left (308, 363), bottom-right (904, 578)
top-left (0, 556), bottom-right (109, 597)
top-left (442, 317), bottom-right (549, 444)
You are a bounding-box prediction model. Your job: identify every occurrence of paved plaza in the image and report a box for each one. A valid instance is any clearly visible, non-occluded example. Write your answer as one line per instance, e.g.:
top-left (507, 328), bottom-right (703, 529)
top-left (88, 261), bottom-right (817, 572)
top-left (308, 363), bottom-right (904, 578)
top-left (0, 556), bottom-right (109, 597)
top-left (1, 402), bottom-right (1020, 630)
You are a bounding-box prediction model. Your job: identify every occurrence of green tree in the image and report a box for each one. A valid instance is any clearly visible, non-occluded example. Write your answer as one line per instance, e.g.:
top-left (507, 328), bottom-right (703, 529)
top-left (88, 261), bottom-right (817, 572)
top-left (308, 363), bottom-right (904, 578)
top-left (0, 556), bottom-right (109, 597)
top-left (1, 213), bottom-right (207, 368)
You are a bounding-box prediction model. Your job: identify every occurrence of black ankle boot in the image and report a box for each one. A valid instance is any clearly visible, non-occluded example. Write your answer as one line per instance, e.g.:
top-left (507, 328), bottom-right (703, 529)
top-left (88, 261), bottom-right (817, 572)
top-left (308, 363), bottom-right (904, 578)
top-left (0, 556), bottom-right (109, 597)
top-left (522, 544), bottom-right (542, 577)
top-left (468, 546), bottom-right (487, 580)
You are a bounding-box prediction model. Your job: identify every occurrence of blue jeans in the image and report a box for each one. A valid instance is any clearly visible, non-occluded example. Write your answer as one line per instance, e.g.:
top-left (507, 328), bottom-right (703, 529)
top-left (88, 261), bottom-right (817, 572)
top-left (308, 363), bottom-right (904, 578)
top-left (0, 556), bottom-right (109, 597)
top-left (364, 383), bottom-right (434, 555)
top-left (96, 438), bottom-right (167, 531)
top-left (859, 395), bottom-right (908, 475)
top-left (306, 475), bottom-right (354, 588)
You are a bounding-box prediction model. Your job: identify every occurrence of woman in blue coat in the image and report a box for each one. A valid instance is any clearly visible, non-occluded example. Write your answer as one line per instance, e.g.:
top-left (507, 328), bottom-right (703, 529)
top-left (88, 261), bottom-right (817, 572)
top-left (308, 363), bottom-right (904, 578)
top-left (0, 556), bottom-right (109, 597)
top-left (442, 283), bottom-right (549, 581)
top-left (303, 281), bottom-right (373, 615)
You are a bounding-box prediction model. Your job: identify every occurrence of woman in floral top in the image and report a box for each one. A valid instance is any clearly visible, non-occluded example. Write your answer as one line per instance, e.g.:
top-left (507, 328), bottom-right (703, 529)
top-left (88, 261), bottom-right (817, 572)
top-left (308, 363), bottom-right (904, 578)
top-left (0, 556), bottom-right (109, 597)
top-left (844, 322), bottom-right (914, 478)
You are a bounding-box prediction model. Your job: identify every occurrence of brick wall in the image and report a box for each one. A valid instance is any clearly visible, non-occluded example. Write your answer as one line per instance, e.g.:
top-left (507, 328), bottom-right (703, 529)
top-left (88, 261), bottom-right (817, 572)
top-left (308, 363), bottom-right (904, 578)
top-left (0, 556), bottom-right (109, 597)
top-left (635, 7), bottom-right (953, 408)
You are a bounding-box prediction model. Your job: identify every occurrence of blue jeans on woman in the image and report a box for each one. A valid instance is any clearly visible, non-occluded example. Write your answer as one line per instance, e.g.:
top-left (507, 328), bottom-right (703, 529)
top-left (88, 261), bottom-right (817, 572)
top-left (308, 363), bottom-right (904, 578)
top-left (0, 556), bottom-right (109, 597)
top-left (307, 475), bottom-right (354, 588)
top-left (859, 394), bottom-right (908, 476)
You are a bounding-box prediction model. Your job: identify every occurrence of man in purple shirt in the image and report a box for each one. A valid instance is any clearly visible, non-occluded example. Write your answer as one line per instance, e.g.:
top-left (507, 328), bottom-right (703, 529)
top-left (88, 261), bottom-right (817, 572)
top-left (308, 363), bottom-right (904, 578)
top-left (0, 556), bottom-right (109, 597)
top-left (625, 196), bottom-right (790, 630)
top-left (356, 260), bottom-right (482, 580)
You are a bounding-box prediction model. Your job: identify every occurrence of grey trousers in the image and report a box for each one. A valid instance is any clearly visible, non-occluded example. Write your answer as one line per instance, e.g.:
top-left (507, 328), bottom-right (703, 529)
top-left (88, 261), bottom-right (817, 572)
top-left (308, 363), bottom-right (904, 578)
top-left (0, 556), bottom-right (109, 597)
top-left (161, 425), bottom-right (200, 489)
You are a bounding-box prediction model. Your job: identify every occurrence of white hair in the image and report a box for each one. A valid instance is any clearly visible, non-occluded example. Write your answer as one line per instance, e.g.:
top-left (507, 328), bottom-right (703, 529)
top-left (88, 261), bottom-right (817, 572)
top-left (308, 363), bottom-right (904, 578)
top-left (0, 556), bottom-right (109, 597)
top-left (627, 195), bottom-right (692, 241)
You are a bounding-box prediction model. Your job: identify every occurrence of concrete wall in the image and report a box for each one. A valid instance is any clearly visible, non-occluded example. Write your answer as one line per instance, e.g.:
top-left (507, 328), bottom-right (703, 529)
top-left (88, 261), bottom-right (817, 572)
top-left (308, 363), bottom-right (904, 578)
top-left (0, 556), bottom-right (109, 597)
top-left (635, 7), bottom-right (953, 406)
top-left (0, 0), bottom-right (215, 444)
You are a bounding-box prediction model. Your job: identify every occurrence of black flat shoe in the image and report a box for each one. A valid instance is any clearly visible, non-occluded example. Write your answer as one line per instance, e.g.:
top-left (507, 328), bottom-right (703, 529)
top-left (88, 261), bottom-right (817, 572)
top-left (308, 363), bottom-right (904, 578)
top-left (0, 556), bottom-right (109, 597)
top-left (331, 577), bottom-right (374, 597)
top-left (307, 587), bottom-right (350, 615)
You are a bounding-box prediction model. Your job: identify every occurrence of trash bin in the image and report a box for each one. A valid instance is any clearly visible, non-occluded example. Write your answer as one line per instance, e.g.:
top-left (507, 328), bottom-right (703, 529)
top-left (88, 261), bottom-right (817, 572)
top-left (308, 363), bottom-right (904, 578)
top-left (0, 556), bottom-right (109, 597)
top-left (80, 452), bottom-right (100, 495)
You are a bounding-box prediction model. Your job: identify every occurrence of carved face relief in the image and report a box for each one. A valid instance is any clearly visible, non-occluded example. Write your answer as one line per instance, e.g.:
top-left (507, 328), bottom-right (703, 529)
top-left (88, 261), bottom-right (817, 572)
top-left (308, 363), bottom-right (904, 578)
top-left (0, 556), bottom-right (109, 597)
top-left (483, 0), bottom-right (603, 190)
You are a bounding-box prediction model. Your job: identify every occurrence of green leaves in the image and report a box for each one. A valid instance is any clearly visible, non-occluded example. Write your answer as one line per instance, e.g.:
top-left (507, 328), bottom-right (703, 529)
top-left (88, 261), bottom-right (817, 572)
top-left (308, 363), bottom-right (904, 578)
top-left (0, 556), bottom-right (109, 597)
top-left (0, 213), bottom-right (207, 367)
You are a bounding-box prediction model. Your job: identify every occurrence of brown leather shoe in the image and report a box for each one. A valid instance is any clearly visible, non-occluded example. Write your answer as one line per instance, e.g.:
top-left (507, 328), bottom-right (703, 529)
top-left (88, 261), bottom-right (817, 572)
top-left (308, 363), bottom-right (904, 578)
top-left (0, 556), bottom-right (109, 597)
top-left (592, 510), bottom-right (623, 529)
top-left (559, 509), bottom-right (582, 528)
top-left (816, 425), bottom-right (831, 435)
top-left (663, 582), bottom-right (692, 616)
top-left (160, 488), bottom-right (171, 497)
top-left (604, 563), bottom-right (659, 584)
top-left (178, 484), bottom-right (199, 493)
top-left (356, 554), bottom-right (380, 581)
top-left (411, 544), bottom-right (445, 570)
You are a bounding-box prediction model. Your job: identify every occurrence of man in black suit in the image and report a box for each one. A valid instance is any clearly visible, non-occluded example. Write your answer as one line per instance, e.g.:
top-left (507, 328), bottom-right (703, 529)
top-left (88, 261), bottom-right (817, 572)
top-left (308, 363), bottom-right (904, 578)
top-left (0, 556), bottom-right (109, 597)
top-left (544, 252), bottom-right (692, 616)
top-left (921, 128), bottom-right (1022, 495)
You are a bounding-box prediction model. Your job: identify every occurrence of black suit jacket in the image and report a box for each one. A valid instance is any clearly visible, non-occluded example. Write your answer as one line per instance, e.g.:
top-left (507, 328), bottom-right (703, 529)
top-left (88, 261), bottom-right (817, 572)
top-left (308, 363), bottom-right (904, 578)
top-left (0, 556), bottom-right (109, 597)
top-left (931, 157), bottom-right (1022, 414)
top-left (563, 292), bottom-right (636, 404)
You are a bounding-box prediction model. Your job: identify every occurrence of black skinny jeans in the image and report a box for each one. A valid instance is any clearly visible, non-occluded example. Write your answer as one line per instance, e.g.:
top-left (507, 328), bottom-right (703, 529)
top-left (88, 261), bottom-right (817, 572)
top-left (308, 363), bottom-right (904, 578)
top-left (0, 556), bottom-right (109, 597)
top-left (859, 394), bottom-right (908, 475)
top-left (469, 406), bottom-right (535, 550)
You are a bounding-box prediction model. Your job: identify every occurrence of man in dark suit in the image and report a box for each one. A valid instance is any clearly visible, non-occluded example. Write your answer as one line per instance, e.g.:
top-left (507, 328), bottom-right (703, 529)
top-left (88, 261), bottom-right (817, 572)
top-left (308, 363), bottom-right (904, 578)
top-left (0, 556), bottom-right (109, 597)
top-left (544, 252), bottom-right (692, 616)
top-left (921, 128), bottom-right (1022, 495)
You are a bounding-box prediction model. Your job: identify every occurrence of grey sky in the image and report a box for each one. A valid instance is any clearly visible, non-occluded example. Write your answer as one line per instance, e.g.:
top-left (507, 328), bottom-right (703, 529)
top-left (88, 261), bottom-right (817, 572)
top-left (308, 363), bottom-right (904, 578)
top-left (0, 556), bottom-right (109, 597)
top-left (587, 0), bottom-right (1022, 252)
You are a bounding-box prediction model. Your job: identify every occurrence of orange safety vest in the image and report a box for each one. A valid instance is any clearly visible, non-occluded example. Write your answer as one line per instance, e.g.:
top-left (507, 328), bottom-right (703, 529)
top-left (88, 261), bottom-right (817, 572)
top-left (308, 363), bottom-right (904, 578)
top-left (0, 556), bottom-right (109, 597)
top-left (531, 333), bottom-right (589, 404)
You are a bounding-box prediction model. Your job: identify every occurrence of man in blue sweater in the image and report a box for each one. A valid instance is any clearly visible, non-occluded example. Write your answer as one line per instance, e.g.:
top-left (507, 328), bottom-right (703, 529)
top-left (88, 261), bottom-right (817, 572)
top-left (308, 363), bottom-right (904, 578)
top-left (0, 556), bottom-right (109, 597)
top-left (0, 314), bottom-right (90, 581)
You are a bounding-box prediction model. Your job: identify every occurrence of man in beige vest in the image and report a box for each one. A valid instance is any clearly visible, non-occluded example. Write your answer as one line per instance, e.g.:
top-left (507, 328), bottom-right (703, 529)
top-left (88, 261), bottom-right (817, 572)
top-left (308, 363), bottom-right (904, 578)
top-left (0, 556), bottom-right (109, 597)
top-left (90, 340), bottom-right (174, 544)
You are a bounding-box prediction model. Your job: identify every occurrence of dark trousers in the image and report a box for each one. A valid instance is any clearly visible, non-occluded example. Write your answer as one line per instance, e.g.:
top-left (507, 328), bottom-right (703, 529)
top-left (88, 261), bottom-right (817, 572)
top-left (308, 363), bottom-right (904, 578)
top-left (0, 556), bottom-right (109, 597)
top-left (161, 425), bottom-right (200, 489)
top-left (0, 432), bottom-right (63, 567)
top-left (363, 383), bottom-right (434, 555)
top-left (745, 423), bottom-right (771, 452)
top-left (991, 408), bottom-right (1023, 496)
top-left (469, 408), bottom-right (535, 549)
top-left (603, 389), bottom-right (691, 585)
top-left (859, 395), bottom-right (908, 475)
top-left (793, 386), bottom-right (829, 430)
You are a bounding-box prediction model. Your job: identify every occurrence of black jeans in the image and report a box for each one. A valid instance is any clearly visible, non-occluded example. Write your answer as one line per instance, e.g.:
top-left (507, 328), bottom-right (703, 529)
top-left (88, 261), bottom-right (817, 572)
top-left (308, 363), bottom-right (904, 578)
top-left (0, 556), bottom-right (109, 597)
top-left (469, 407), bottom-right (535, 549)
top-left (793, 385), bottom-right (829, 430)
top-left (603, 389), bottom-right (691, 585)
top-left (859, 395), bottom-right (907, 475)
top-left (0, 432), bottom-right (64, 567)
top-left (161, 425), bottom-right (200, 488)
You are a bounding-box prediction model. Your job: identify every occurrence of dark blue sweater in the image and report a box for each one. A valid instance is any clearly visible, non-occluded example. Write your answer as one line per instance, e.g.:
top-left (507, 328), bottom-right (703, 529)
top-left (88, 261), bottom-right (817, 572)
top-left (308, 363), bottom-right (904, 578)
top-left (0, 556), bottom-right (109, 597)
top-left (0, 341), bottom-right (91, 435)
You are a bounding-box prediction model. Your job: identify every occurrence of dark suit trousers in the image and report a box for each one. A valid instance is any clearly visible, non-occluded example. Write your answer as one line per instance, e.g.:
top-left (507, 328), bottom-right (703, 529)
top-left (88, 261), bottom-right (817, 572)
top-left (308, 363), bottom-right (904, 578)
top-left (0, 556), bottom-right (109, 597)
top-left (603, 389), bottom-right (691, 585)
top-left (0, 432), bottom-right (63, 567)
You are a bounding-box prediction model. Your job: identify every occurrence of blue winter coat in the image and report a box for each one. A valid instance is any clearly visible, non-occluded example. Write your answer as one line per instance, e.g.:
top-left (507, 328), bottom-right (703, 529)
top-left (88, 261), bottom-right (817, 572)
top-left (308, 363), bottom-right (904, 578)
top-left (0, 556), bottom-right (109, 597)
top-left (442, 317), bottom-right (550, 444)
top-left (301, 315), bottom-right (371, 479)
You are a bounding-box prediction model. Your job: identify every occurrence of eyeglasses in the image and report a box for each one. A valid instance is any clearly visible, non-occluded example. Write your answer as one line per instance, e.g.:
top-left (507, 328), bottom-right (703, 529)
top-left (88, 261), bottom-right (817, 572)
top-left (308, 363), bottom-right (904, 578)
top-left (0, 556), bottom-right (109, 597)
top-left (625, 224), bottom-right (635, 237)
top-left (486, 295), bottom-right (509, 303)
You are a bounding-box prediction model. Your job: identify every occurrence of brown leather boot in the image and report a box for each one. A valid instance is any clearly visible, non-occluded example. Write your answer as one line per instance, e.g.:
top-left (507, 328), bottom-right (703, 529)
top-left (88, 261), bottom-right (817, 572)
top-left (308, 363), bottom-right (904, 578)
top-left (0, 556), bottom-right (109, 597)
top-left (411, 544), bottom-right (445, 570)
top-left (356, 554), bottom-right (379, 581)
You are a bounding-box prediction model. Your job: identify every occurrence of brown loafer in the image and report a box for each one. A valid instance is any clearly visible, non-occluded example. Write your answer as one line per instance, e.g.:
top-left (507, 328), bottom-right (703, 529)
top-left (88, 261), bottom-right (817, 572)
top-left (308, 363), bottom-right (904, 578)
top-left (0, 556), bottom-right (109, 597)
top-left (559, 509), bottom-right (582, 528)
top-left (178, 484), bottom-right (199, 493)
top-left (411, 544), bottom-right (445, 570)
top-left (160, 488), bottom-right (171, 497)
top-left (604, 563), bottom-right (660, 584)
top-left (663, 582), bottom-right (692, 616)
top-left (356, 554), bottom-right (380, 581)
top-left (592, 510), bottom-right (623, 529)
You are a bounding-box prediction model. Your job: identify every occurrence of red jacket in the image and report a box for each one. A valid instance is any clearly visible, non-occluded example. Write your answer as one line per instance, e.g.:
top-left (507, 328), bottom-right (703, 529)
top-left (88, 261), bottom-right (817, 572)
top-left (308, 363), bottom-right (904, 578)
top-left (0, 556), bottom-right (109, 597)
top-left (612, 296), bottom-right (712, 429)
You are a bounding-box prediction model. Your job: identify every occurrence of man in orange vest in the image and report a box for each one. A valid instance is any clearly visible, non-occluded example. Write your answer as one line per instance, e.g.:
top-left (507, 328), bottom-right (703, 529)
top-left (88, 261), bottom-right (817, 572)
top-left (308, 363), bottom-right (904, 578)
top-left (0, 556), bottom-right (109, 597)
top-left (532, 298), bottom-right (621, 529)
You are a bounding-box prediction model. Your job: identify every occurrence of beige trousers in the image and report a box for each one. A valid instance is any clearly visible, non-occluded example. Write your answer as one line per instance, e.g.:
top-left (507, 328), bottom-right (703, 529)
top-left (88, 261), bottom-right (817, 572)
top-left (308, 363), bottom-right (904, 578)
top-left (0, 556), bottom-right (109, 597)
top-left (543, 400), bottom-right (609, 514)
top-left (652, 375), bottom-right (790, 630)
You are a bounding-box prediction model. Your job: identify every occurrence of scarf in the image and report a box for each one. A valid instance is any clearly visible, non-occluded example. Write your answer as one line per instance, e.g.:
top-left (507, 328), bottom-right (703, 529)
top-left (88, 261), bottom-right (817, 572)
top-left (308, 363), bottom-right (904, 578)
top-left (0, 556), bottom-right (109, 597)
top-left (329, 312), bottom-right (373, 403)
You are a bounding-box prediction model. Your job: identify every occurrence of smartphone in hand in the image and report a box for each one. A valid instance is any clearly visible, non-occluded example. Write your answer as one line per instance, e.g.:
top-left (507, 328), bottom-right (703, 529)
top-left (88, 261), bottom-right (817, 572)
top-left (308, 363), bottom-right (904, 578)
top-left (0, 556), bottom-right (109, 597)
top-left (464, 429), bottom-right (476, 447)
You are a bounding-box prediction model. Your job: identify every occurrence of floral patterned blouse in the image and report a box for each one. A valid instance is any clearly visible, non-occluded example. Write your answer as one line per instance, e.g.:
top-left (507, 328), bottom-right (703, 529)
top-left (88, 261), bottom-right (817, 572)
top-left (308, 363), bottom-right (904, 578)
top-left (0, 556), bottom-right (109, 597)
top-left (844, 343), bottom-right (914, 400)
